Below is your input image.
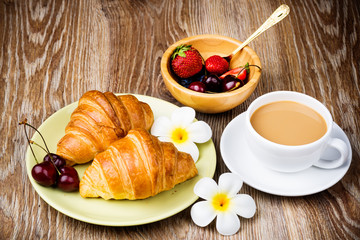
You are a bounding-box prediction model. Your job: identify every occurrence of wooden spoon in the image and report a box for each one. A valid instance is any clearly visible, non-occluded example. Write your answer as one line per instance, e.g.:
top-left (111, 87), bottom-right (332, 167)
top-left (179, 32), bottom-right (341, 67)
top-left (225, 4), bottom-right (290, 62)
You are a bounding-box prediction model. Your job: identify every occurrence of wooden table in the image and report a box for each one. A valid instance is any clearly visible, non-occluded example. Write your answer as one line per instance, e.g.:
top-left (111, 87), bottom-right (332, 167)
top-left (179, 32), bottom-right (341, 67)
top-left (1, 0), bottom-right (359, 239)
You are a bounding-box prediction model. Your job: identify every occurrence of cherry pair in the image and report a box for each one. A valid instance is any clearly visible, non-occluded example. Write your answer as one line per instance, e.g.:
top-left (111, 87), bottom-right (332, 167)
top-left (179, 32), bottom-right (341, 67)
top-left (20, 120), bottom-right (79, 192)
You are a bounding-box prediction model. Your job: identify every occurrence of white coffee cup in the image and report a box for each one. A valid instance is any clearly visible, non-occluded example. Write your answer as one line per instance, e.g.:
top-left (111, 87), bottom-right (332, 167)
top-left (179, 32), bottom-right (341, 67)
top-left (245, 91), bottom-right (349, 172)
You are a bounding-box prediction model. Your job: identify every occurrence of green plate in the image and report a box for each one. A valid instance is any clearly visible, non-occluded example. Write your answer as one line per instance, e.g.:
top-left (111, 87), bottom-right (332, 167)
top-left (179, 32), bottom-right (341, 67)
top-left (25, 94), bottom-right (216, 226)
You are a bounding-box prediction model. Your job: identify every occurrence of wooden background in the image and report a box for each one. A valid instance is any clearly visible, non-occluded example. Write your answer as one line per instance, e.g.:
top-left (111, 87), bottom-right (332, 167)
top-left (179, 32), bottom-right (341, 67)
top-left (1, 0), bottom-right (359, 239)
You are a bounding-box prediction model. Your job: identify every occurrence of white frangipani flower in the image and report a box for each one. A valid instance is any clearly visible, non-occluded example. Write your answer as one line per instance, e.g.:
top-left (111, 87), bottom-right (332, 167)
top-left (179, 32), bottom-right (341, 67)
top-left (151, 107), bottom-right (212, 162)
top-left (191, 173), bottom-right (256, 236)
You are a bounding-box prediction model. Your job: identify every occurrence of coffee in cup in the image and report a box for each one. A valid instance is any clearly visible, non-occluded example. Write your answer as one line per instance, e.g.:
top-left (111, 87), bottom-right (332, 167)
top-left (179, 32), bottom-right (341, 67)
top-left (245, 91), bottom-right (349, 172)
top-left (250, 101), bottom-right (327, 146)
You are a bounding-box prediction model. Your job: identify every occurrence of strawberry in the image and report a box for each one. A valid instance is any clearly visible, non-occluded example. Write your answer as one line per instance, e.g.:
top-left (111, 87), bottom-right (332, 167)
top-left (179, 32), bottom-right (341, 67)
top-left (171, 45), bottom-right (203, 78)
top-left (237, 68), bottom-right (247, 81)
top-left (220, 62), bottom-right (250, 80)
top-left (219, 68), bottom-right (243, 79)
top-left (236, 63), bottom-right (250, 81)
top-left (205, 55), bottom-right (229, 75)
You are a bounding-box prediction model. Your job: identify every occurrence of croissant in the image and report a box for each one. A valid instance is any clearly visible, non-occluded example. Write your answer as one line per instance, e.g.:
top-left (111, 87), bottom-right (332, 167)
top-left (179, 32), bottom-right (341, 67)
top-left (56, 90), bottom-right (154, 165)
top-left (79, 128), bottom-right (198, 200)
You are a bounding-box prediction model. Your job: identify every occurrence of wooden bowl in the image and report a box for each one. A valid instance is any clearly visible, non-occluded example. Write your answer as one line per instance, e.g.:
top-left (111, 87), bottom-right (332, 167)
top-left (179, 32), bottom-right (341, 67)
top-left (160, 34), bottom-right (262, 114)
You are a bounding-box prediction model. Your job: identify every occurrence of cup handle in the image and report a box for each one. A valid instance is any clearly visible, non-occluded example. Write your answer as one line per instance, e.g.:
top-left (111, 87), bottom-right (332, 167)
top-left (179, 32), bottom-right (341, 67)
top-left (313, 138), bottom-right (349, 169)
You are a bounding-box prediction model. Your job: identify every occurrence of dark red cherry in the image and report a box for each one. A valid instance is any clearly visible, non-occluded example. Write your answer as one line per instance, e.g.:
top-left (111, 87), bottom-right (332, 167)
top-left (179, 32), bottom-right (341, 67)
top-left (189, 81), bottom-right (206, 93)
top-left (43, 153), bottom-right (66, 169)
top-left (59, 166), bottom-right (78, 175)
top-left (57, 166), bottom-right (79, 192)
top-left (201, 74), bottom-right (222, 92)
top-left (222, 75), bottom-right (241, 92)
top-left (57, 174), bottom-right (80, 192)
top-left (31, 161), bottom-right (58, 187)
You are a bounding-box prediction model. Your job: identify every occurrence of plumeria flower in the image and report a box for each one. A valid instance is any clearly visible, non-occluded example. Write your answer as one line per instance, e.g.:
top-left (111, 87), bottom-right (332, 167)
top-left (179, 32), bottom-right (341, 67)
top-left (191, 173), bottom-right (256, 236)
top-left (151, 107), bottom-right (212, 162)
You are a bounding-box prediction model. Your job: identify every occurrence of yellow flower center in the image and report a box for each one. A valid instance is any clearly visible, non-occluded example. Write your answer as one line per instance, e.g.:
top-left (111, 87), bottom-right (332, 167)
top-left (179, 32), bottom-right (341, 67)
top-left (212, 193), bottom-right (231, 212)
top-left (171, 127), bottom-right (189, 144)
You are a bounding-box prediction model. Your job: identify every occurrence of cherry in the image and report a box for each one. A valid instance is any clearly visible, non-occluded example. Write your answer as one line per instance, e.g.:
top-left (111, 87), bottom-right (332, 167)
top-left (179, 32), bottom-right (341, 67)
top-left (43, 153), bottom-right (66, 169)
top-left (222, 75), bottom-right (241, 92)
top-left (201, 74), bottom-right (222, 92)
top-left (59, 166), bottom-right (77, 175)
top-left (31, 161), bottom-right (58, 186)
top-left (189, 81), bottom-right (206, 93)
top-left (57, 171), bottom-right (80, 192)
top-left (20, 119), bottom-right (80, 192)
top-left (175, 62), bottom-right (261, 93)
top-left (57, 166), bottom-right (79, 191)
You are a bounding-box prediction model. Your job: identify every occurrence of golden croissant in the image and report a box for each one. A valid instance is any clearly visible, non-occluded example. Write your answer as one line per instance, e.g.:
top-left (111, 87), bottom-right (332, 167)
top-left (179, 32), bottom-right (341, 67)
top-left (80, 129), bottom-right (198, 200)
top-left (56, 90), bottom-right (154, 165)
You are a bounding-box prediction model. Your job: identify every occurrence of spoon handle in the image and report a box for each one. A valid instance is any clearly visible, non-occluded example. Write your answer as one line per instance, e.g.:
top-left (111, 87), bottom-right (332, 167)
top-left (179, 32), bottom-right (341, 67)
top-left (230, 4), bottom-right (290, 57)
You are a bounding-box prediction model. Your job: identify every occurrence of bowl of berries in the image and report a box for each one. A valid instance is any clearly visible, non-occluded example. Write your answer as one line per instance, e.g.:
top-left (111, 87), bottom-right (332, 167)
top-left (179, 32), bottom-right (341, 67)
top-left (161, 34), bottom-right (262, 113)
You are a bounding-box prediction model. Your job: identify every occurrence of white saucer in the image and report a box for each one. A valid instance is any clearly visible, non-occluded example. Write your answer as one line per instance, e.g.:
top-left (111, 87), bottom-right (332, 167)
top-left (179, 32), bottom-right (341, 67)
top-left (220, 113), bottom-right (352, 197)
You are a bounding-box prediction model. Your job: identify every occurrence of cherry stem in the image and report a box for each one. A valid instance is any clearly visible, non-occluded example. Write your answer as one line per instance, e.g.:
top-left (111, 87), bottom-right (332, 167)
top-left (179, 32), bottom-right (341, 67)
top-left (248, 64), bottom-right (262, 70)
top-left (29, 140), bottom-right (47, 153)
top-left (21, 120), bottom-right (39, 164)
top-left (235, 64), bottom-right (261, 70)
top-left (235, 64), bottom-right (262, 78)
top-left (19, 119), bottom-right (61, 174)
top-left (19, 120), bottom-right (51, 154)
top-left (30, 141), bottom-right (61, 174)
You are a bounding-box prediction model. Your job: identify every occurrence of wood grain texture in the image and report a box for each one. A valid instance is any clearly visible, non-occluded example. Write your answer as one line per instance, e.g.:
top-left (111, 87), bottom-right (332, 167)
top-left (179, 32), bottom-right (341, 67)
top-left (1, 0), bottom-right (359, 239)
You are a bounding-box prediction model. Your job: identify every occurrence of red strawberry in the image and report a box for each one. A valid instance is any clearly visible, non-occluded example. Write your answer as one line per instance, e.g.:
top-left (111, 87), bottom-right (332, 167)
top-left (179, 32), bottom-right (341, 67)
top-left (219, 67), bottom-right (243, 79)
top-left (205, 55), bottom-right (229, 75)
top-left (171, 45), bottom-right (203, 78)
top-left (237, 68), bottom-right (248, 81)
top-left (220, 62), bottom-right (250, 80)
